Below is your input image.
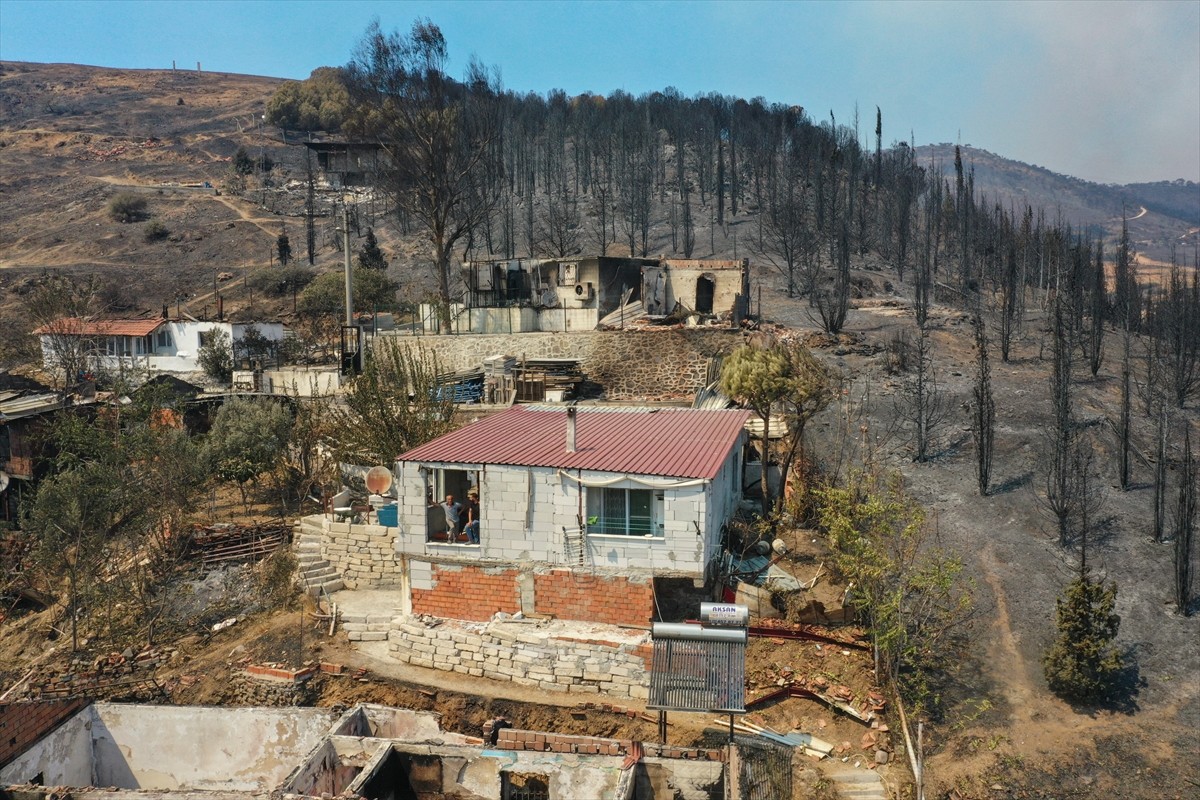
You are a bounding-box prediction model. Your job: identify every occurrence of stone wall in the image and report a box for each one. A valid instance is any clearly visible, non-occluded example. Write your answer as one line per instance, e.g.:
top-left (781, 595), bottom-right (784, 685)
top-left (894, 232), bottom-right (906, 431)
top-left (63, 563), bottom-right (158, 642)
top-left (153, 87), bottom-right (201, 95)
top-left (376, 328), bottom-right (743, 400)
top-left (388, 617), bottom-right (652, 701)
top-left (300, 517), bottom-right (401, 589)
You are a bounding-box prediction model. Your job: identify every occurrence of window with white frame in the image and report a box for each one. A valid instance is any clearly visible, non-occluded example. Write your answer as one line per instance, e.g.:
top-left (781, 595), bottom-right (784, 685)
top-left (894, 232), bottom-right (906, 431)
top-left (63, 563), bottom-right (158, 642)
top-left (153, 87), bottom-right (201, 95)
top-left (156, 329), bottom-right (172, 350)
top-left (586, 487), bottom-right (663, 536)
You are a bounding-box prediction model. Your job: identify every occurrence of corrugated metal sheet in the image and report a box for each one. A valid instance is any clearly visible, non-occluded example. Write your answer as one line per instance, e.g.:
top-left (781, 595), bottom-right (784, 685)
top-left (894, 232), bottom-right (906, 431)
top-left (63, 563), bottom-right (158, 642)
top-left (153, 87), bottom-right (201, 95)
top-left (0, 393), bottom-right (67, 421)
top-left (397, 406), bottom-right (751, 480)
top-left (648, 637), bottom-right (746, 713)
top-left (32, 317), bottom-right (163, 337)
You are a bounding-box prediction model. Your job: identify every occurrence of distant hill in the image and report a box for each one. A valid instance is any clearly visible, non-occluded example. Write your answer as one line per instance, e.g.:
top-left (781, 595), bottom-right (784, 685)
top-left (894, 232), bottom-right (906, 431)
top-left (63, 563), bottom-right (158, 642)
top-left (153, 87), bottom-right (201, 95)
top-left (1, 61), bottom-right (1196, 353)
top-left (916, 144), bottom-right (1199, 264)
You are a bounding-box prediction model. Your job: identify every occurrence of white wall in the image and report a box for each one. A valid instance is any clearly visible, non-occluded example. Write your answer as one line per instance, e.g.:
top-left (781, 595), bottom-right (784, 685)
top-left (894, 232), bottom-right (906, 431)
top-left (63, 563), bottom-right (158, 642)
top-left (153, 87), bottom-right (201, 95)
top-left (40, 321), bottom-right (286, 374)
top-left (89, 704), bottom-right (336, 791)
top-left (0, 707), bottom-right (93, 787)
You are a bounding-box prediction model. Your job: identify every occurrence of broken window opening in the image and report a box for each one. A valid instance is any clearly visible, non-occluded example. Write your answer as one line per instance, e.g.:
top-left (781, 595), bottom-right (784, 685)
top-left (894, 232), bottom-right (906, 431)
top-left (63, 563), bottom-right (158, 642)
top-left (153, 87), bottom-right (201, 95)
top-left (425, 467), bottom-right (481, 544)
top-left (501, 773), bottom-right (550, 800)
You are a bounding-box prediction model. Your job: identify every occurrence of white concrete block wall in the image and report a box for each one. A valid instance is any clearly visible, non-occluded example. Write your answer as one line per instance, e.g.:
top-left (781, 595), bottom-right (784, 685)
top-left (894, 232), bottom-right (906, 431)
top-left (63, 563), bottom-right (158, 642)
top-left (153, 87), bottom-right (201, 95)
top-left (391, 461), bottom-right (724, 575)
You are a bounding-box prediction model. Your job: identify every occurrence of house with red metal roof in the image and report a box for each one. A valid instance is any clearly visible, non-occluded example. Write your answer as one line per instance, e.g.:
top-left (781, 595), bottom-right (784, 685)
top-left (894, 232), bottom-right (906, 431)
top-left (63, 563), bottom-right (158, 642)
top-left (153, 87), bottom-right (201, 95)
top-left (34, 317), bottom-right (285, 375)
top-left (373, 404), bottom-right (752, 625)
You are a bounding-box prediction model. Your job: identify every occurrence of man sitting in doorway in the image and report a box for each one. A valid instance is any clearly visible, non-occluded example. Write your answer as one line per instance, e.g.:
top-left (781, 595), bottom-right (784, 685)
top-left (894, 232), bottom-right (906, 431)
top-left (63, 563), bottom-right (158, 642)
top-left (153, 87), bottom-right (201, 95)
top-left (442, 494), bottom-right (462, 540)
top-left (464, 489), bottom-right (480, 544)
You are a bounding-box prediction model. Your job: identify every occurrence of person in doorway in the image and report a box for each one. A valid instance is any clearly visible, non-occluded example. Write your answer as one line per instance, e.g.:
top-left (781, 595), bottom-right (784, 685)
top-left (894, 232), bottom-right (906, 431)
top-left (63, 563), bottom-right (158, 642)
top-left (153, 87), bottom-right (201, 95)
top-left (442, 494), bottom-right (462, 540)
top-left (464, 490), bottom-right (480, 544)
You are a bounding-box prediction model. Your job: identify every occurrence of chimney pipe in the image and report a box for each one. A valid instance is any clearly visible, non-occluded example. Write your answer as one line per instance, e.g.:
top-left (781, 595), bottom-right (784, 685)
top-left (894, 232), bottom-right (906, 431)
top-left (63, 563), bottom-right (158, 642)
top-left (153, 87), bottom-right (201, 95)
top-left (566, 406), bottom-right (577, 453)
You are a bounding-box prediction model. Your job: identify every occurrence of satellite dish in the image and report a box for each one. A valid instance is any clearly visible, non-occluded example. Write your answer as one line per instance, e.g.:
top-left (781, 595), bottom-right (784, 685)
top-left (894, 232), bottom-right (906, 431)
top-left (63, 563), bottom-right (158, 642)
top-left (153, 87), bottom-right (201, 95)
top-left (365, 465), bottom-right (393, 495)
top-left (0, 471), bottom-right (8, 492)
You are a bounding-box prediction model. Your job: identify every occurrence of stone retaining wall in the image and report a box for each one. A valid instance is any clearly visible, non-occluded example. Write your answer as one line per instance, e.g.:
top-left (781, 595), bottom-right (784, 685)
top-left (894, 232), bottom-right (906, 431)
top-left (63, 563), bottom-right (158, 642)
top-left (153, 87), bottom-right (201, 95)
top-left (300, 517), bottom-right (400, 589)
top-left (376, 328), bottom-right (743, 400)
top-left (388, 617), bottom-right (652, 701)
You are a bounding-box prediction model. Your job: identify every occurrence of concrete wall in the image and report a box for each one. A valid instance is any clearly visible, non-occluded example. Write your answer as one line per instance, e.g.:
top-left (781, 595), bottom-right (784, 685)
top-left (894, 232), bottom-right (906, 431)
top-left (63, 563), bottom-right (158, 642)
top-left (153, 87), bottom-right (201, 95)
top-left (0, 706), bottom-right (93, 787)
top-left (89, 704), bottom-right (337, 791)
top-left (387, 617), bottom-right (653, 700)
top-left (377, 328), bottom-right (741, 400)
top-left (643, 260), bottom-right (747, 317)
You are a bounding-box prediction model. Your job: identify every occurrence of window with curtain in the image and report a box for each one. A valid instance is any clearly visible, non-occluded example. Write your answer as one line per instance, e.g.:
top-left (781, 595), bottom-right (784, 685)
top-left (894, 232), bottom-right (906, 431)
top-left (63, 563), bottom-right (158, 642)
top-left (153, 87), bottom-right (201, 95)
top-left (586, 487), bottom-right (659, 536)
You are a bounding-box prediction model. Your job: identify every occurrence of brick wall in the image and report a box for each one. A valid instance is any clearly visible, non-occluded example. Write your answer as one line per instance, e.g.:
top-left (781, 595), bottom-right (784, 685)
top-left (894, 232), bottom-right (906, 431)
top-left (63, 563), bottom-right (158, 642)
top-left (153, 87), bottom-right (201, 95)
top-left (534, 570), bottom-right (655, 627)
top-left (376, 328), bottom-right (742, 400)
top-left (494, 727), bottom-right (725, 761)
top-left (410, 564), bottom-right (521, 621)
top-left (0, 698), bottom-right (88, 768)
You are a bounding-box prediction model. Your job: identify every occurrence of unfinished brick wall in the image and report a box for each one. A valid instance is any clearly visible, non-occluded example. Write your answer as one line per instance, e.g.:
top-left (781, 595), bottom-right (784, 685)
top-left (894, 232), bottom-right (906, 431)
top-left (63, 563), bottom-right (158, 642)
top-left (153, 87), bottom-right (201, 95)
top-left (534, 570), bottom-right (655, 627)
top-left (0, 698), bottom-right (88, 768)
top-left (410, 564), bottom-right (521, 621)
top-left (494, 727), bottom-right (725, 761)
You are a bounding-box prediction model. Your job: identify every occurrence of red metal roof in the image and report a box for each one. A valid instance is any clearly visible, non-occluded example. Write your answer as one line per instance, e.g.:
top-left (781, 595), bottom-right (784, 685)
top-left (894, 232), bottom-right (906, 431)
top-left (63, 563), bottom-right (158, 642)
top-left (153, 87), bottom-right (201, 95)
top-left (398, 406), bottom-right (752, 480)
top-left (33, 318), bottom-right (164, 337)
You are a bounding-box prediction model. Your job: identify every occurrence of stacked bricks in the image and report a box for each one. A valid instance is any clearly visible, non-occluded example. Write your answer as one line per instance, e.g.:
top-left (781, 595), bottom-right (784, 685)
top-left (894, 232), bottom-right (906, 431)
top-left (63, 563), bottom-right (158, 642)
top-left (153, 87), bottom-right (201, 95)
top-left (493, 728), bottom-right (724, 761)
top-left (300, 517), bottom-right (399, 590)
top-left (410, 564), bottom-right (521, 621)
top-left (376, 328), bottom-right (741, 401)
top-left (22, 647), bottom-right (176, 701)
top-left (533, 570), bottom-right (655, 627)
top-left (388, 617), bottom-right (651, 700)
top-left (0, 698), bottom-right (88, 767)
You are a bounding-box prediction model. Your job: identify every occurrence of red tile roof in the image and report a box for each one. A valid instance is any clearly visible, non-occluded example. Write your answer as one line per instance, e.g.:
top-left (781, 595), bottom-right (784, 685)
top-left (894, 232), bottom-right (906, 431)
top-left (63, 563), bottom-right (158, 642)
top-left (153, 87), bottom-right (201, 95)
top-left (398, 406), bottom-right (752, 480)
top-left (33, 318), bottom-right (164, 337)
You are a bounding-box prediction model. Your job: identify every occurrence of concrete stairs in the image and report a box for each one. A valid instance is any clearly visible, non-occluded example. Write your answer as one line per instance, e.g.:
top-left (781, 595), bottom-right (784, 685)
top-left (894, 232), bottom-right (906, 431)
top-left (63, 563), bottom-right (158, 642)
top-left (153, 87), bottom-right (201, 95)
top-left (820, 760), bottom-right (889, 800)
top-left (294, 526), bottom-right (344, 597)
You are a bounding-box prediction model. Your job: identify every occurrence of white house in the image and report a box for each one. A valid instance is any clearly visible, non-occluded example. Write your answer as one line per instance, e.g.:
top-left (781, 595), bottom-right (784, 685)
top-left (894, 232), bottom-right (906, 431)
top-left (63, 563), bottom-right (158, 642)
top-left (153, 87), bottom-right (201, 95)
top-left (311, 405), bottom-right (748, 625)
top-left (35, 317), bottom-right (286, 374)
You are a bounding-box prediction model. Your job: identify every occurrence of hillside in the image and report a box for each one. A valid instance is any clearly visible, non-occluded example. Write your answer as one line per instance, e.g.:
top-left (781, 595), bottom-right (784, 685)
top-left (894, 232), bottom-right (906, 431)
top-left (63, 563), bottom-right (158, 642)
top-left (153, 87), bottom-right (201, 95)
top-left (917, 144), bottom-right (1200, 265)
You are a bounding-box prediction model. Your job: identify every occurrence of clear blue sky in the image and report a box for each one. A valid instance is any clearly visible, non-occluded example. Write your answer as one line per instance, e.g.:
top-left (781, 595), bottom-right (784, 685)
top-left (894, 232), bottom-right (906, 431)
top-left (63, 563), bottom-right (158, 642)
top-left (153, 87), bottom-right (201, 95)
top-left (2, 0), bottom-right (1197, 184)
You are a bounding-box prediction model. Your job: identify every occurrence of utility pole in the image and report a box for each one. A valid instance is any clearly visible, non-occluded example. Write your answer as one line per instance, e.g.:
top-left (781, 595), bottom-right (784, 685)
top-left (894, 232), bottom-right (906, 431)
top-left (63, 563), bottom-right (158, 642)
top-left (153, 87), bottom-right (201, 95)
top-left (341, 204), bottom-right (354, 327)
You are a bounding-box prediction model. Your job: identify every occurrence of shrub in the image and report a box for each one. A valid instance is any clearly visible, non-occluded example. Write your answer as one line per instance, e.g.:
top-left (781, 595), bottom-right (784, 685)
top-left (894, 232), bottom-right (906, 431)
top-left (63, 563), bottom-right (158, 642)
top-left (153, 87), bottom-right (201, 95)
top-left (197, 328), bottom-right (233, 383)
top-left (109, 193), bottom-right (147, 223)
top-left (143, 220), bottom-right (169, 242)
top-left (248, 265), bottom-right (315, 297)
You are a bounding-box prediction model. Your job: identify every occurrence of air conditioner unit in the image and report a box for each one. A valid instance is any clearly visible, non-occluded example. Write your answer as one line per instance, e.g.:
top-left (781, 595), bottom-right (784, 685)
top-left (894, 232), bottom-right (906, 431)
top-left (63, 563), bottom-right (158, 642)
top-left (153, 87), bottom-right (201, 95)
top-left (573, 282), bottom-right (595, 302)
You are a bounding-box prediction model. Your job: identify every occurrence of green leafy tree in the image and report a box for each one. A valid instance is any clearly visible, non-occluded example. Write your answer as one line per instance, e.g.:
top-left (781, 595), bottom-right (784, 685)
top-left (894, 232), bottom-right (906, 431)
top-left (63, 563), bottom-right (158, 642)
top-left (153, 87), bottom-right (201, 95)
top-left (298, 270), bottom-right (399, 319)
top-left (265, 67), bottom-right (352, 132)
top-left (23, 386), bottom-right (205, 649)
top-left (1042, 575), bottom-right (1124, 703)
top-left (817, 472), bottom-right (973, 716)
top-left (333, 343), bottom-right (454, 465)
top-left (357, 227), bottom-right (388, 270)
top-left (197, 328), bottom-right (233, 384)
top-left (720, 344), bottom-right (793, 514)
top-left (204, 397), bottom-right (292, 510)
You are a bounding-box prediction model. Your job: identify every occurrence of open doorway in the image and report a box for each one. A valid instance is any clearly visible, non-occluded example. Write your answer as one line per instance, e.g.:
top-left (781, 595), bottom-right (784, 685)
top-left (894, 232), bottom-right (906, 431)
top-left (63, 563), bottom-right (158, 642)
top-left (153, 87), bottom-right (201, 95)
top-left (695, 274), bottom-right (716, 314)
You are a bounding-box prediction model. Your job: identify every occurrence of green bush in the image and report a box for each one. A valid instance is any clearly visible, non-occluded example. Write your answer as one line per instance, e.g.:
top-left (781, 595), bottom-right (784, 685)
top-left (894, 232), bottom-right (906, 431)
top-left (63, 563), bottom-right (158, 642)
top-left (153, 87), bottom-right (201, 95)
top-left (109, 192), bottom-right (147, 223)
top-left (143, 220), bottom-right (169, 242)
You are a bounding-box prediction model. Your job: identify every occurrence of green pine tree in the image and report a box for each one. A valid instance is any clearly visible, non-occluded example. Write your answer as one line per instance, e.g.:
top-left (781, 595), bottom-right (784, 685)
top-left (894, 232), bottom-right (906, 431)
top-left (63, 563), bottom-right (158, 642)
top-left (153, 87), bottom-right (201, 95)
top-left (357, 228), bottom-right (388, 270)
top-left (1042, 575), bottom-right (1124, 703)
